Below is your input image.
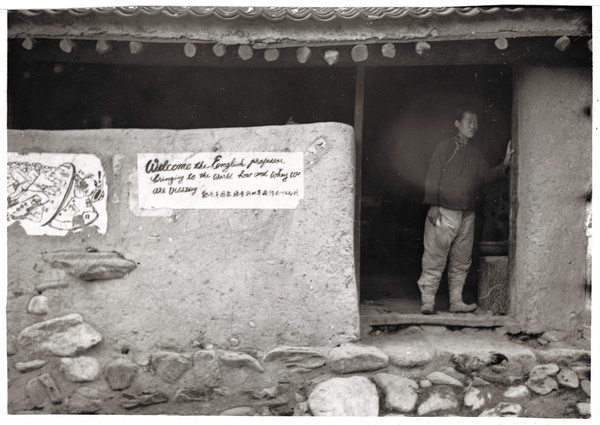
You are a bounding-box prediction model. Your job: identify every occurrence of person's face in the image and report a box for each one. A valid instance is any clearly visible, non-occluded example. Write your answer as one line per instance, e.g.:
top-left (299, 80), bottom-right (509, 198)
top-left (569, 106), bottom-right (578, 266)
top-left (455, 111), bottom-right (478, 140)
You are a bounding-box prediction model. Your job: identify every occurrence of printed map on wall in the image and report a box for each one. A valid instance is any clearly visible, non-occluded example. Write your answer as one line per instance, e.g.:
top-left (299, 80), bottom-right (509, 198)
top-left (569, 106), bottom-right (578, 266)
top-left (7, 153), bottom-right (107, 236)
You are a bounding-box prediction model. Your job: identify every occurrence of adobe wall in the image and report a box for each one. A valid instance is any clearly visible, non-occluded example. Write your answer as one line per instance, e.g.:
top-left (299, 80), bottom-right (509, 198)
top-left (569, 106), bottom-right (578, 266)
top-left (511, 66), bottom-right (592, 334)
top-left (7, 123), bottom-right (359, 356)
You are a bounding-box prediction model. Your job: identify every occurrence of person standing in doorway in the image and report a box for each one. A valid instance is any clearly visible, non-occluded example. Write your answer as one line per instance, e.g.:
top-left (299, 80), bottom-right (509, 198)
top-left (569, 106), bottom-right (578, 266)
top-left (417, 106), bottom-right (514, 314)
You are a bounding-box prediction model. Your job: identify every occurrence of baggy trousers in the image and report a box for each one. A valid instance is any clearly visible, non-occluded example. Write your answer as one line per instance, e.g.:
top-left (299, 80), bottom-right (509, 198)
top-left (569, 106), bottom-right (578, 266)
top-left (417, 206), bottom-right (476, 298)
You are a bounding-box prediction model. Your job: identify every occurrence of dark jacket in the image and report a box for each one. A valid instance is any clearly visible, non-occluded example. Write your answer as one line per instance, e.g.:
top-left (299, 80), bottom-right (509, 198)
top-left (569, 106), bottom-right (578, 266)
top-left (423, 135), bottom-right (507, 211)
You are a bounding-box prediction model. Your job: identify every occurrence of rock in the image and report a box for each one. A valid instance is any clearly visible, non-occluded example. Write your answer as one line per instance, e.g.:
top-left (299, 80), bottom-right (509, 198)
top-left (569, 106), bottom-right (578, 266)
top-left (264, 346), bottom-right (326, 369)
top-left (419, 380), bottom-right (432, 388)
top-left (495, 323), bottom-right (521, 335)
top-left (534, 349), bottom-right (590, 364)
top-left (42, 250), bottom-right (137, 281)
top-left (193, 350), bottom-right (222, 388)
top-left (440, 367), bottom-right (467, 382)
top-left (35, 280), bottom-right (70, 292)
top-left (417, 385), bottom-right (459, 416)
top-left (259, 396), bottom-right (293, 409)
top-left (7, 337), bottom-right (18, 356)
top-left (397, 325), bottom-right (423, 335)
top-left (571, 364), bottom-right (591, 380)
top-left (426, 371), bottom-right (463, 387)
top-left (491, 365), bottom-right (507, 374)
top-left (479, 402), bottom-right (523, 417)
top-left (541, 330), bottom-right (570, 342)
top-left (503, 385), bottom-right (530, 398)
top-left (27, 295), bottom-right (49, 315)
top-left (121, 391), bottom-right (169, 410)
top-left (174, 388), bottom-right (212, 403)
top-left (151, 351), bottom-right (192, 383)
top-left (293, 401), bottom-right (310, 416)
top-left (581, 379), bottom-right (591, 396)
top-left (15, 359), bottom-right (47, 373)
top-left (577, 402), bottom-right (591, 416)
top-left (219, 406), bottom-right (257, 416)
top-left (17, 313), bottom-right (102, 356)
top-left (582, 327), bottom-right (591, 341)
top-left (251, 386), bottom-right (279, 399)
top-left (25, 377), bottom-right (47, 408)
top-left (288, 367), bottom-right (312, 373)
top-left (556, 367), bottom-right (579, 389)
top-left (60, 356), bottom-right (101, 382)
top-left (259, 407), bottom-right (273, 416)
top-left (477, 372), bottom-right (523, 386)
top-left (372, 373), bottom-right (419, 413)
top-left (104, 358), bottom-right (138, 390)
top-left (464, 386), bottom-right (491, 410)
top-left (308, 376), bottom-right (379, 416)
top-left (526, 377), bottom-right (558, 395)
top-left (421, 325), bottom-right (448, 334)
top-left (67, 387), bottom-right (102, 414)
top-left (506, 349), bottom-right (538, 371)
top-left (387, 347), bottom-right (434, 368)
top-left (218, 350), bottom-right (265, 372)
top-left (472, 377), bottom-right (492, 386)
top-left (37, 373), bottom-right (62, 404)
top-left (528, 364), bottom-right (560, 380)
top-left (327, 344), bottom-right (388, 374)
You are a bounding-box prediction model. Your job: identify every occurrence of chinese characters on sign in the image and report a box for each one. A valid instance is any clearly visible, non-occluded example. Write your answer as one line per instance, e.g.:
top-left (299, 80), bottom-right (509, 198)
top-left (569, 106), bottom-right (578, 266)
top-left (7, 153), bottom-right (107, 236)
top-left (137, 152), bottom-right (304, 209)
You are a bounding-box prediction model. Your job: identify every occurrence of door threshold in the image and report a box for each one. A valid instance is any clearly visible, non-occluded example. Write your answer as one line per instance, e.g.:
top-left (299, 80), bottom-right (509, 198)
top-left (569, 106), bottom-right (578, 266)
top-left (361, 311), bottom-right (519, 330)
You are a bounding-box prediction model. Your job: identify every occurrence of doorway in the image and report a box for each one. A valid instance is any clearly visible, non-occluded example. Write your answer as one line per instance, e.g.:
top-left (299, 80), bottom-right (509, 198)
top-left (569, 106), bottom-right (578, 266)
top-left (360, 65), bottom-right (512, 315)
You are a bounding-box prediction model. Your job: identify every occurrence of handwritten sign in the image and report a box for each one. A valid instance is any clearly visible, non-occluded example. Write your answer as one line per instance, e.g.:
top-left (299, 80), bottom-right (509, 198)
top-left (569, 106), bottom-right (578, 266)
top-left (137, 152), bottom-right (304, 209)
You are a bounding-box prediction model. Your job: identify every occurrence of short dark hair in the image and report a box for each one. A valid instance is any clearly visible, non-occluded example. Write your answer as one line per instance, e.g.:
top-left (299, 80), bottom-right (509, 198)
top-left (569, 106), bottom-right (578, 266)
top-left (454, 105), bottom-right (479, 122)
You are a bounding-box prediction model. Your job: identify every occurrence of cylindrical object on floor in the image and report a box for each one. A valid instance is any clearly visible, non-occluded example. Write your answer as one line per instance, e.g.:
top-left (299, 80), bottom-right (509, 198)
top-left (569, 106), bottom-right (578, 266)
top-left (478, 256), bottom-right (509, 314)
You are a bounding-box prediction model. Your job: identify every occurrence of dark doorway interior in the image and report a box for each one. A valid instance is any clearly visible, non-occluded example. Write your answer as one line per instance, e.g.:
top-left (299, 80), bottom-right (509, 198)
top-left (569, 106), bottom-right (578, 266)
top-left (360, 65), bottom-right (512, 313)
top-left (8, 61), bottom-right (355, 130)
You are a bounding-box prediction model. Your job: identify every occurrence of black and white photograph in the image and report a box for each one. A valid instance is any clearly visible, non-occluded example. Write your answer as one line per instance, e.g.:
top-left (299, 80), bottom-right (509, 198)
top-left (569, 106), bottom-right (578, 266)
top-left (2, 0), bottom-right (595, 419)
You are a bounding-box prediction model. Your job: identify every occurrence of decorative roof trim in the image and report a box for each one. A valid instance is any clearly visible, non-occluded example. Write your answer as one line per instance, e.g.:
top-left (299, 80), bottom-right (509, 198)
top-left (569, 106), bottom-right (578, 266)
top-left (17, 6), bottom-right (528, 23)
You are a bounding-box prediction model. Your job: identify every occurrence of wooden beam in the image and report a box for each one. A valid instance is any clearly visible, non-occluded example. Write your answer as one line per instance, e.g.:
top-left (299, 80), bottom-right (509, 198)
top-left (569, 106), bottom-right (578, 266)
top-left (95, 40), bottom-right (112, 55)
top-left (296, 46), bottom-right (312, 64)
top-left (129, 41), bottom-right (144, 55)
top-left (264, 48), bottom-right (279, 62)
top-left (324, 49), bottom-right (339, 65)
top-left (212, 43), bottom-right (227, 57)
top-left (22, 37), bottom-right (35, 50)
top-left (381, 43), bottom-right (396, 58)
top-left (184, 42), bottom-right (197, 58)
top-left (415, 41), bottom-right (431, 56)
top-left (238, 45), bottom-right (253, 60)
top-left (351, 44), bottom-right (368, 62)
top-left (495, 37), bottom-right (509, 50)
top-left (8, 37), bottom-right (591, 69)
top-left (59, 39), bottom-right (75, 53)
top-left (361, 312), bottom-right (521, 328)
top-left (354, 64), bottom-right (365, 300)
top-left (554, 35), bottom-right (571, 51)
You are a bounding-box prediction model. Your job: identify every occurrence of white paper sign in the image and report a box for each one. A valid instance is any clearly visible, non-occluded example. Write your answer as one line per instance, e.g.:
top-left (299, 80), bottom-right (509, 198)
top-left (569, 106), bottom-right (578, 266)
top-left (137, 152), bottom-right (304, 209)
top-left (7, 152), bottom-right (107, 235)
